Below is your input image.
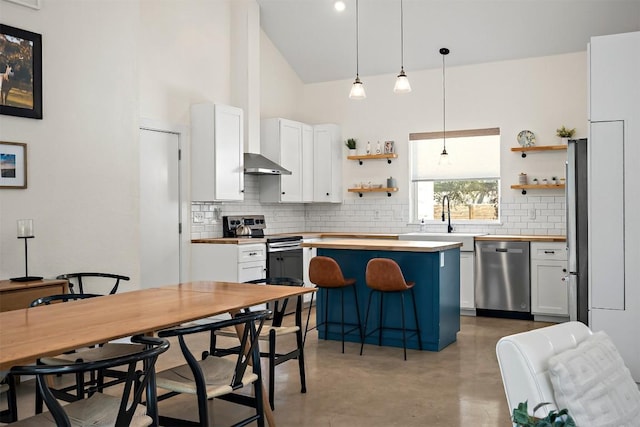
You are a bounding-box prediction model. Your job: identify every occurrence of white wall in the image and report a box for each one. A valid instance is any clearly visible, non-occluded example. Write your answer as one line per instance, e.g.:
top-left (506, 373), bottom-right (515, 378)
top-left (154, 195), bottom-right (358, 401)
top-left (0, 0), bottom-right (140, 281)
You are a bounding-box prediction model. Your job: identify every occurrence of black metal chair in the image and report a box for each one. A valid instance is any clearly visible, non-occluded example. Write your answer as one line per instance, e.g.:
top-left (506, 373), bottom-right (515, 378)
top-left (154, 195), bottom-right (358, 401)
top-left (30, 293), bottom-right (145, 413)
top-left (55, 272), bottom-right (130, 295)
top-left (0, 373), bottom-right (17, 423)
top-left (360, 258), bottom-right (423, 360)
top-left (211, 277), bottom-right (308, 410)
top-left (9, 335), bottom-right (169, 427)
top-left (156, 310), bottom-right (270, 427)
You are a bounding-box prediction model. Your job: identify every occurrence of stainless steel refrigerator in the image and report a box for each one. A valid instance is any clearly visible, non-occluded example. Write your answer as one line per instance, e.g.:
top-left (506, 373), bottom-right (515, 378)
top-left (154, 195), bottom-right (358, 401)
top-left (565, 138), bottom-right (588, 324)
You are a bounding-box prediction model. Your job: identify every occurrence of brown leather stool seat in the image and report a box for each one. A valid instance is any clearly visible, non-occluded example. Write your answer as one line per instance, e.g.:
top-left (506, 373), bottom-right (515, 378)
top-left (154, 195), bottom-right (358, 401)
top-left (308, 256), bottom-right (363, 353)
top-left (360, 258), bottom-right (422, 360)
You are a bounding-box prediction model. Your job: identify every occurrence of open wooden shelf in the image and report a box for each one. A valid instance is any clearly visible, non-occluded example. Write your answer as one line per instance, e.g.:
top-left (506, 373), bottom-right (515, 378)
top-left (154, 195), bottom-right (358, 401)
top-left (348, 187), bottom-right (398, 197)
top-left (347, 153), bottom-right (398, 164)
top-left (510, 145), bottom-right (567, 158)
top-left (511, 184), bottom-right (565, 194)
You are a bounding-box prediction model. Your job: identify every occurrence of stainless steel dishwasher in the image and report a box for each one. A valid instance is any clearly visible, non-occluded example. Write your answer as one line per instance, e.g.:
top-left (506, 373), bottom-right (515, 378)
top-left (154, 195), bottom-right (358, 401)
top-left (475, 241), bottom-right (531, 318)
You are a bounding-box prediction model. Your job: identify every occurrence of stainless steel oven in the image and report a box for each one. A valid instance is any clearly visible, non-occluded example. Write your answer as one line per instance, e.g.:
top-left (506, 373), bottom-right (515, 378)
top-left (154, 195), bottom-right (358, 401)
top-left (266, 236), bottom-right (303, 315)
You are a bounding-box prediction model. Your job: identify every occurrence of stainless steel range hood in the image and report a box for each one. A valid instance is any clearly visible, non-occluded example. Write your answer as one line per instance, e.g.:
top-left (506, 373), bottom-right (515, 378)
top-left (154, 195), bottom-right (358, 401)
top-left (244, 153), bottom-right (291, 175)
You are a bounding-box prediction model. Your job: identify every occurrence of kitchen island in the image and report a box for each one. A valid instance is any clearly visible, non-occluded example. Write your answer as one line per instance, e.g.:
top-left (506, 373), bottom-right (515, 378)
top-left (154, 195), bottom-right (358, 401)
top-left (301, 239), bottom-right (462, 351)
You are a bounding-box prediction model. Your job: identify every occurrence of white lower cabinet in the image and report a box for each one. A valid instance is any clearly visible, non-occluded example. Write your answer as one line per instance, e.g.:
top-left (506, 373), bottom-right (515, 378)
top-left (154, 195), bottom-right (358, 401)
top-left (192, 243), bottom-right (267, 316)
top-left (530, 242), bottom-right (568, 318)
top-left (460, 252), bottom-right (475, 312)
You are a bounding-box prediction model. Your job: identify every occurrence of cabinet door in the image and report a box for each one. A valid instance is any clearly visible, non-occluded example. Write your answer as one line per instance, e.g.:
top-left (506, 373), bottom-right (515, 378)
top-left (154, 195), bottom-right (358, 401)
top-left (238, 260), bottom-right (266, 283)
top-left (279, 120), bottom-right (303, 202)
top-left (302, 124), bottom-right (314, 202)
top-left (214, 105), bottom-right (244, 201)
top-left (313, 124), bottom-right (342, 203)
top-left (460, 252), bottom-right (475, 310)
top-left (302, 245), bottom-right (317, 303)
top-left (531, 259), bottom-right (568, 316)
top-left (191, 104), bottom-right (244, 202)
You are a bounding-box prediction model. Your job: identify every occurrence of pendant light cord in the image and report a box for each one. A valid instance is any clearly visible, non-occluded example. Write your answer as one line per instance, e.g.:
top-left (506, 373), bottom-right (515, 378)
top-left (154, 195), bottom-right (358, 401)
top-left (400, 0), bottom-right (404, 71)
top-left (442, 51), bottom-right (446, 150)
top-left (356, 0), bottom-right (360, 78)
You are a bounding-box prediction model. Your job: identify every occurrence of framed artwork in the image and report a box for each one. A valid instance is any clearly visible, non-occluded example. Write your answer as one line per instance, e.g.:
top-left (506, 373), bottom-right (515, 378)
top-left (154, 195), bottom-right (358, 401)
top-left (0, 141), bottom-right (27, 188)
top-left (384, 140), bottom-right (395, 154)
top-left (0, 24), bottom-right (42, 119)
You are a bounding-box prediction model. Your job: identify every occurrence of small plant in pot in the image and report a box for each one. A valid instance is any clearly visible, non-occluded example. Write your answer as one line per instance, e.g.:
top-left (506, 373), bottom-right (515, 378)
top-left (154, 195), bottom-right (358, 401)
top-left (512, 401), bottom-right (575, 427)
top-left (345, 138), bottom-right (357, 155)
top-left (556, 126), bottom-right (576, 144)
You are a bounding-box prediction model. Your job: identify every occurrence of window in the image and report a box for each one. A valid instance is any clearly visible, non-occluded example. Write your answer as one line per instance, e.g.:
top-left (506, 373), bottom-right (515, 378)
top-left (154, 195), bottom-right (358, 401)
top-left (410, 128), bottom-right (500, 222)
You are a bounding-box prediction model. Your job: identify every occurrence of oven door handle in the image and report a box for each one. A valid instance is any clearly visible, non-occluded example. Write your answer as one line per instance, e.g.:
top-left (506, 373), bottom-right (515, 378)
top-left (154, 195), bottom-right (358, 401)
top-left (268, 244), bottom-right (302, 252)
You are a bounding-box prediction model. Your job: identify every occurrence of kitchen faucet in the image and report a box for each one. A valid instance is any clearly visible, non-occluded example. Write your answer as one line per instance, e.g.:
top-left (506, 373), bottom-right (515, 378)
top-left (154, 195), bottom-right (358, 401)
top-left (442, 195), bottom-right (453, 233)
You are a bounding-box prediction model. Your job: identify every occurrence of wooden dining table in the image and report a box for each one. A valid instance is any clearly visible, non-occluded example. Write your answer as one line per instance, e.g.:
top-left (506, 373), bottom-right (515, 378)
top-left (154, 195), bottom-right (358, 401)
top-left (0, 280), bottom-right (315, 426)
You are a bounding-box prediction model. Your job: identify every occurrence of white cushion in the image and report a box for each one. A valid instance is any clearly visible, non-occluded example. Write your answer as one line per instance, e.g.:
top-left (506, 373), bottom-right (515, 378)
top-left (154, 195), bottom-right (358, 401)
top-left (548, 331), bottom-right (640, 427)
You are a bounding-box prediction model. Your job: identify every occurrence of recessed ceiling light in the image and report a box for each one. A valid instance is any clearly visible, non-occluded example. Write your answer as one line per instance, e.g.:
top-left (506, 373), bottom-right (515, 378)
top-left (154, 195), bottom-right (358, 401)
top-left (334, 1), bottom-right (346, 12)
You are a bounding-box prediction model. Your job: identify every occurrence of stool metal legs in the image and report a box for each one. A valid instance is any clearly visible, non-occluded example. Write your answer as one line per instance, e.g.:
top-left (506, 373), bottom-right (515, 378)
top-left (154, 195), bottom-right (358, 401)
top-left (360, 289), bottom-right (422, 360)
top-left (316, 286), bottom-right (362, 353)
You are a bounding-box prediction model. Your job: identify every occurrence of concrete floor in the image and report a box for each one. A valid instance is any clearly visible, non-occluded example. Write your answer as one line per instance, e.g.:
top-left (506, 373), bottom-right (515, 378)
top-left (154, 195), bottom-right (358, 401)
top-left (2, 314), bottom-right (551, 426)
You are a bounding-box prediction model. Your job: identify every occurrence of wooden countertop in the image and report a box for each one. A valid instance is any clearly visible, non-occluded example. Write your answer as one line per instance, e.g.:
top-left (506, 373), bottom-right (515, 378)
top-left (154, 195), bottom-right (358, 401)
top-left (192, 232), bottom-right (399, 244)
top-left (193, 233), bottom-right (566, 244)
top-left (301, 238), bottom-right (461, 252)
top-left (474, 235), bottom-right (566, 242)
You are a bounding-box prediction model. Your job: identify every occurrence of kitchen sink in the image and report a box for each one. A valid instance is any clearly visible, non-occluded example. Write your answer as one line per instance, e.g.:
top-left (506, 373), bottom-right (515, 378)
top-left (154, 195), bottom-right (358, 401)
top-left (398, 232), bottom-right (487, 252)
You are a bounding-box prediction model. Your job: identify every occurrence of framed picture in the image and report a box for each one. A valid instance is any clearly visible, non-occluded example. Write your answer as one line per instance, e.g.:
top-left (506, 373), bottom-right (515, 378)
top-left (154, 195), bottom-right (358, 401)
top-left (0, 141), bottom-right (27, 188)
top-left (0, 24), bottom-right (42, 119)
top-left (384, 140), bottom-right (395, 154)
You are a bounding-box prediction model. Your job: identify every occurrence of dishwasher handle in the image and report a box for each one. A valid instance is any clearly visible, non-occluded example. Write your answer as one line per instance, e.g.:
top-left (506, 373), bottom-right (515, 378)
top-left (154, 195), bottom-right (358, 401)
top-left (495, 248), bottom-right (508, 253)
top-left (482, 247), bottom-right (524, 254)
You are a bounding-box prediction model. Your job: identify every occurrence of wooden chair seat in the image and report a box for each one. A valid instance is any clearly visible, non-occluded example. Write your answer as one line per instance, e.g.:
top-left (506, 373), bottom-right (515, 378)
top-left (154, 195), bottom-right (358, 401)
top-left (39, 343), bottom-right (145, 365)
top-left (157, 356), bottom-right (259, 398)
top-left (10, 392), bottom-right (152, 427)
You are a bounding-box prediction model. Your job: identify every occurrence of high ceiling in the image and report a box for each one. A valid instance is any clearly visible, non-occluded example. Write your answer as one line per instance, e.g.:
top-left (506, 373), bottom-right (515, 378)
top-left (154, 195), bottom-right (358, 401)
top-left (257, 0), bottom-right (640, 84)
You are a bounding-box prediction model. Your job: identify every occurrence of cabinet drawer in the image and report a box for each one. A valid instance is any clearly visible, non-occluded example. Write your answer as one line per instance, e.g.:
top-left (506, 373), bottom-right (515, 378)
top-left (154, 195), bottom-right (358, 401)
top-left (530, 242), bottom-right (567, 261)
top-left (238, 244), bottom-right (266, 263)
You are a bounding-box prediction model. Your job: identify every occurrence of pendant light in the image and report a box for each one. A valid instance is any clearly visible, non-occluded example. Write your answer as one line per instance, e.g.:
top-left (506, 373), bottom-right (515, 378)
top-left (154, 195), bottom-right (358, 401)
top-left (393, 0), bottom-right (411, 93)
top-left (438, 47), bottom-right (451, 165)
top-left (349, 0), bottom-right (366, 99)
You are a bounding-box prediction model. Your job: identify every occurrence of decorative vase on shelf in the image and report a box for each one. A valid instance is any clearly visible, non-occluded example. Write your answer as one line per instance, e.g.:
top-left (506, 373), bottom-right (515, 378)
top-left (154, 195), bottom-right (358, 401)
top-left (349, 149), bottom-right (356, 156)
top-left (561, 137), bottom-right (569, 145)
top-left (542, 178), bottom-right (548, 185)
top-left (560, 178), bottom-right (566, 185)
top-left (518, 173), bottom-right (528, 185)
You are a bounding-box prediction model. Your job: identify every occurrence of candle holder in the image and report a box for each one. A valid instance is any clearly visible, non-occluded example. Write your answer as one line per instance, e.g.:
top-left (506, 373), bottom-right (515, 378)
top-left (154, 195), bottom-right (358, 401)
top-left (10, 219), bottom-right (43, 282)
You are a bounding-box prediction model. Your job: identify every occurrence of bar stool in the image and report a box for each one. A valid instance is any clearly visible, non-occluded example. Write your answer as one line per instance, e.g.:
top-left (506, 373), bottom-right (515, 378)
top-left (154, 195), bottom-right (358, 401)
top-left (360, 258), bottom-right (422, 360)
top-left (308, 256), bottom-right (363, 353)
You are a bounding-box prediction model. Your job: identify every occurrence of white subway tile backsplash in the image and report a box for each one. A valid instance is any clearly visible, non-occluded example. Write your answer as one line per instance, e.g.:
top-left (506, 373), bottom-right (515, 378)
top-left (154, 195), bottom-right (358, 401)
top-left (189, 176), bottom-right (567, 238)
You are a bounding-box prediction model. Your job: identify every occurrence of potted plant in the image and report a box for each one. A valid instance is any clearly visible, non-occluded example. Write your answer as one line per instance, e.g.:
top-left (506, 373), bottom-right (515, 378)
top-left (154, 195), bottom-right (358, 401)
top-left (532, 178), bottom-right (539, 185)
top-left (512, 401), bottom-right (575, 427)
top-left (345, 138), bottom-right (357, 155)
top-left (556, 126), bottom-right (576, 145)
top-left (551, 176), bottom-right (557, 185)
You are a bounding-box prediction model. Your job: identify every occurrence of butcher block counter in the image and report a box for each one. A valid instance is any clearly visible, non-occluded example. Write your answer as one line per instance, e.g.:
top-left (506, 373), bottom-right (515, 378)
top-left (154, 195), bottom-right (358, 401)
top-left (475, 235), bottom-right (566, 242)
top-left (303, 238), bottom-right (461, 351)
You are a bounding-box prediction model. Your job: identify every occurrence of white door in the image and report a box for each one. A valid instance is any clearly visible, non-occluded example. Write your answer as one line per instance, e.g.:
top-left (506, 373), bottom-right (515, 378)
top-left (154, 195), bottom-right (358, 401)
top-left (140, 128), bottom-right (181, 288)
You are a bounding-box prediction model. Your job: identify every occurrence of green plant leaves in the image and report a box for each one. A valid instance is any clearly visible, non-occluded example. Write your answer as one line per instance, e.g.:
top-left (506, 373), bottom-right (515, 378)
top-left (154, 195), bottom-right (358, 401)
top-left (512, 401), bottom-right (576, 427)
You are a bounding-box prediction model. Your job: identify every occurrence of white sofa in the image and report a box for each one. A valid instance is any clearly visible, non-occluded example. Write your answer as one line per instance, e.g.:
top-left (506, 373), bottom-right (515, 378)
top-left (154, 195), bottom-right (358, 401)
top-left (496, 321), bottom-right (592, 416)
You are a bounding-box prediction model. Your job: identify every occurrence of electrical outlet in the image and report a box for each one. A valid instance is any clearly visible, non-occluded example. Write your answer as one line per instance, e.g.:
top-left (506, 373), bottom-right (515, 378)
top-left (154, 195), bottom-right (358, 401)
top-left (373, 210), bottom-right (380, 220)
top-left (529, 208), bottom-right (536, 220)
top-left (193, 212), bottom-right (205, 223)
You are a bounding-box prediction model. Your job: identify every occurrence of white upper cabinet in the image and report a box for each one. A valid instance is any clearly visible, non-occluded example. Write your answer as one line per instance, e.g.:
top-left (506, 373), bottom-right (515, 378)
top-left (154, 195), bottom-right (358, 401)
top-left (313, 124), bottom-right (342, 203)
top-left (191, 103), bottom-right (244, 201)
top-left (260, 118), bottom-right (303, 203)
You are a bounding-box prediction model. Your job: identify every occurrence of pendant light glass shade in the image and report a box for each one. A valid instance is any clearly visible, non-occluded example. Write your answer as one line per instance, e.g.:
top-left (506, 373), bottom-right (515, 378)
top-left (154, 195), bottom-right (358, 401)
top-left (439, 47), bottom-right (450, 165)
top-left (349, 0), bottom-right (366, 99)
top-left (393, 0), bottom-right (411, 93)
top-left (350, 76), bottom-right (366, 99)
top-left (394, 69), bottom-right (411, 93)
